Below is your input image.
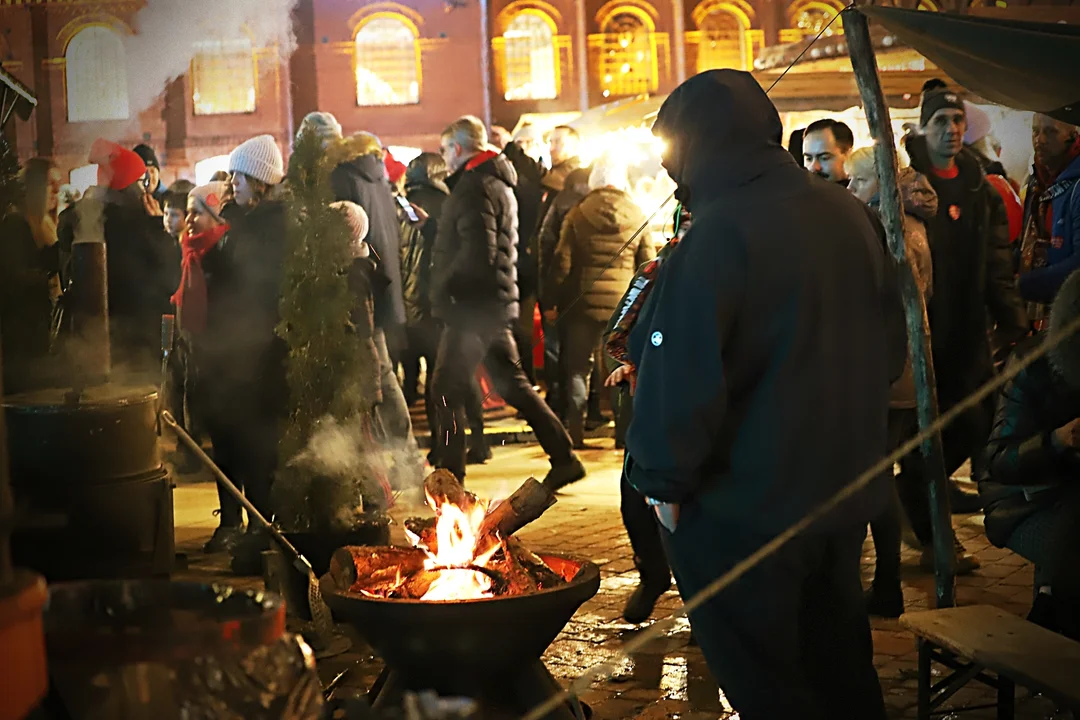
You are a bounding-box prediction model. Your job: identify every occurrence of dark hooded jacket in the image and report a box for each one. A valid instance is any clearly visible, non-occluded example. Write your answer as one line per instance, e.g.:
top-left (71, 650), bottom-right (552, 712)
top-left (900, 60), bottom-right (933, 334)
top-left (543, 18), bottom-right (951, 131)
top-left (430, 150), bottom-right (520, 327)
top-left (907, 135), bottom-right (1028, 402)
top-left (501, 141), bottom-right (546, 299)
top-left (401, 175), bottom-right (449, 326)
top-left (331, 152), bottom-right (407, 330)
top-left (543, 186), bottom-right (654, 323)
top-left (624, 70), bottom-right (907, 534)
top-left (537, 165), bottom-right (591, 296)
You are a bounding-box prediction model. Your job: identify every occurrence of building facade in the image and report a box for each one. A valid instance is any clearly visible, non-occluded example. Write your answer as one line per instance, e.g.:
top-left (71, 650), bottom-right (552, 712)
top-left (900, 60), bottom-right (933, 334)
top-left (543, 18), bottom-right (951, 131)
top-left (0, 0), bottom-right (1074, 183)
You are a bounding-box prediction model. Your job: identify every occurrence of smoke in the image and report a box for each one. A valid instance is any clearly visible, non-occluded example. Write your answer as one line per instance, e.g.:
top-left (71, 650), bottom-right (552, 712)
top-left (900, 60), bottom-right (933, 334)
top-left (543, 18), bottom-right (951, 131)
top-left (73, 187), bottom-right (105, 245)
top-left (124, 0), bottom-right (300, 116)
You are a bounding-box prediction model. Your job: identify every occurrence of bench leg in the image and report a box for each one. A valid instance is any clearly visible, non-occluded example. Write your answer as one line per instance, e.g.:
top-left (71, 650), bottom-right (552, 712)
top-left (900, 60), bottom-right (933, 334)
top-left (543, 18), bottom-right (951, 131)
top-left (918, 639), bottom-right (932, 720)
top-left (997, 676), bottom-right (1014, 720)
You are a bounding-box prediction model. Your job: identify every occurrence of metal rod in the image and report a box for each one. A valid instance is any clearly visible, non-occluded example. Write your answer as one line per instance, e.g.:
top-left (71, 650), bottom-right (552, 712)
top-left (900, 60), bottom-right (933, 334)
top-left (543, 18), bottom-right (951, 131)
top-left (842, 7), bottom-right (955, 608)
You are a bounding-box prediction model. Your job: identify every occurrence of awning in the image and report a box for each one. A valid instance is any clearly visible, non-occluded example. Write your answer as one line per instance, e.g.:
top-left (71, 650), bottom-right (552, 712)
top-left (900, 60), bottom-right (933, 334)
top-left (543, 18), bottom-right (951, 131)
top-left (857, 6), bottom-right (1080, 126)
top-left (0, 65), bottom-right (36, 127)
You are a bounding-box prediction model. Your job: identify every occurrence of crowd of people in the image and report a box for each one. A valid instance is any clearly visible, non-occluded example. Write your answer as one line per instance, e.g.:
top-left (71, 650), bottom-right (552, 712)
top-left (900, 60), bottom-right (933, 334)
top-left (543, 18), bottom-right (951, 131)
top-left (3, 63), bottom-right (1080, 718)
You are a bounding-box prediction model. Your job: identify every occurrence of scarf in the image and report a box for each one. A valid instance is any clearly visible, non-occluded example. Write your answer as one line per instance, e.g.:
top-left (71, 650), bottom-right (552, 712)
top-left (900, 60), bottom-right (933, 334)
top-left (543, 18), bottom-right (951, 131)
top-left (605, 204), bottom-right (691, 368)
top-left (171, 224), bottom-right (228, 335)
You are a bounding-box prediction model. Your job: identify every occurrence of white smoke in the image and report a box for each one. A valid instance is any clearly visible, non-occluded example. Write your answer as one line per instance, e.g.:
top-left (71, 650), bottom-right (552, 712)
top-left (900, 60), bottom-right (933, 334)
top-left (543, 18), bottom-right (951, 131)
top-left (124, 0), bottom-right (299, 116)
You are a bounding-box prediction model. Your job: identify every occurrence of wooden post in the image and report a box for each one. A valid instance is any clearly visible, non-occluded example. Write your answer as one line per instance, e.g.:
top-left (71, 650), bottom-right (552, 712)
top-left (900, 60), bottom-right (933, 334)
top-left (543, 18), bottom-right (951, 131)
top-left (0, 321), bottom-right (13, 588)
top-left (842, 7), bottom-right (955, 608)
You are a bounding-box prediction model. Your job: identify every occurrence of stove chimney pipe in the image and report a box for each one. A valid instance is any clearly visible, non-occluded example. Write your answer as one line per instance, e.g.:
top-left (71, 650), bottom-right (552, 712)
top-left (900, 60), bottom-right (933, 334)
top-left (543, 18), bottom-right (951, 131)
top-left (69, 240), bottom-right (111, 387)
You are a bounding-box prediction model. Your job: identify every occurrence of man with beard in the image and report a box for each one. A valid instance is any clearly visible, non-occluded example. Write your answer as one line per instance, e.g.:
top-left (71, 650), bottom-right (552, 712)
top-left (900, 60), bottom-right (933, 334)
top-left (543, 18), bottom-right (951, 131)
top-left (429, 115), bottom-right (584, 488)
top-left (626, 70), bottom-right (904, 719)
top-left (802, 118), bottom-right (854, 186)
top-left (1018, 114), bottom-right (1080, 323)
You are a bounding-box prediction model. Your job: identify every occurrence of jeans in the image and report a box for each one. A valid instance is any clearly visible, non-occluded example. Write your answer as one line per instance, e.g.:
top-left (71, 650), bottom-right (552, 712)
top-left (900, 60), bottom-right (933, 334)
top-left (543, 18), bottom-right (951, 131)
top-left (540, 315), bottom-right (563, 417)
top-left (662, 516), bottom-right (886, 720)
top-left (560, 317), bottom-right (607, 446)
top-left (431, 321), bottom-right (573, 480)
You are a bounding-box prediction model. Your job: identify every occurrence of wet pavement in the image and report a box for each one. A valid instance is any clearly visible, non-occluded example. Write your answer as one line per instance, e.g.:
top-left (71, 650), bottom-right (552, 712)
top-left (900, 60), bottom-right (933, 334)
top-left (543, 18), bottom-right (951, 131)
top-left (171, 439), bottom-right (1069, 719)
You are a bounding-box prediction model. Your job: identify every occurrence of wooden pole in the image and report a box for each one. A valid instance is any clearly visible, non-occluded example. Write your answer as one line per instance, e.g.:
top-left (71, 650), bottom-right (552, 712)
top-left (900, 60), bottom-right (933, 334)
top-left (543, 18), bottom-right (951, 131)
top-left (842, 7), bottom-right (956, 608)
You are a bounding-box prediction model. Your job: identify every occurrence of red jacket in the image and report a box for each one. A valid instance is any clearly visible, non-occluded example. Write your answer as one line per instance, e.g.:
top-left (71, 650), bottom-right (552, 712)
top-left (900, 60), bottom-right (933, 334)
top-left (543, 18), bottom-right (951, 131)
top-left (986, 173), bottom-right (1023, 244)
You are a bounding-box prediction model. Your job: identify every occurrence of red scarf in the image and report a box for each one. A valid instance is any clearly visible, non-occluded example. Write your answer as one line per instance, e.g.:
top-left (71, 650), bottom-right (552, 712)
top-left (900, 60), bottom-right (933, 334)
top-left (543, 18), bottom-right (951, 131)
top-left (171, 224), bottom-right (228, 335)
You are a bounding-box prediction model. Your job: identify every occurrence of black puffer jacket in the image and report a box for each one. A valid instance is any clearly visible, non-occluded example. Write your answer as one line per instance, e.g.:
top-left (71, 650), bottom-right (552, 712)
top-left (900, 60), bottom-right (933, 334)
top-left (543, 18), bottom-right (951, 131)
top-left (331, 153), bottom-right (406, 329)
top-left (430, 151), bottom-right (520, 326)
top-left (907, 136), bottom-right (1028, 403)
top-left (537, 165), bottom-right (591, 296)
top-left (401, 182), bottom-right (447, 326)
top-left (625, 70), bottom-right (907, 533)
top-left (501, 141), bottom-right (545, 299)
top-left (543, 187), bottom-right (654, 323)
top-left (201, 198), bottom-right (288, 417)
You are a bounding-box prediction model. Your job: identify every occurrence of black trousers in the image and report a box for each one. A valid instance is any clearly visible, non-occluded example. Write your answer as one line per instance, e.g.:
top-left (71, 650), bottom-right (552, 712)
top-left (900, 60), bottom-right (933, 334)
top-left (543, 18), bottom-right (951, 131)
top-left (560, 317), bottom-right (607, 445)
top-left (617, 389), bottom-right (671, 586)
top-left (202, 404), bottom-right (278, 527)
top-left (662, 516), bottom-right (886, 720)
top-left (430, 322), bottom-right (572, 480)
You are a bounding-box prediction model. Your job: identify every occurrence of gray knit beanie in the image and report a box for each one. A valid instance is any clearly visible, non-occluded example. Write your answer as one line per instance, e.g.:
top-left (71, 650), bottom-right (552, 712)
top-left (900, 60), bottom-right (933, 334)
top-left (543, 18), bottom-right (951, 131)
top-left (228, 135), bottom-right (285, 186)
top-left (297, 111), bottom-right (344, 149)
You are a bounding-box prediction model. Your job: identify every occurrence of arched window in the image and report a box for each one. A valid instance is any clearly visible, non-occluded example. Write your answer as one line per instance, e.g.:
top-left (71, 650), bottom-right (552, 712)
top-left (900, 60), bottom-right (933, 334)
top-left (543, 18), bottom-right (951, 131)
top-left (192, 38), bottom-right (257, 116)
top-left (696, 6), bottom-right (747, 71)
top-left (65, 26), bottom-right (129, 123)
top-left (788, 1), bottom-right (844, 38)
top-left (355, 15), bottom-right (420, 107)
top-left (502, 12), bottom-right (558, 101)
top-left (598, 10), bottom-right (655, 98)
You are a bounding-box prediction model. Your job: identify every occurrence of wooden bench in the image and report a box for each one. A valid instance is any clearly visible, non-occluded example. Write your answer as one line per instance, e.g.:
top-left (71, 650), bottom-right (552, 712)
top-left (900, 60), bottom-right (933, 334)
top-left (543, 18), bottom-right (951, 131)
top-left (901, 605), bottom-right (1080, 719)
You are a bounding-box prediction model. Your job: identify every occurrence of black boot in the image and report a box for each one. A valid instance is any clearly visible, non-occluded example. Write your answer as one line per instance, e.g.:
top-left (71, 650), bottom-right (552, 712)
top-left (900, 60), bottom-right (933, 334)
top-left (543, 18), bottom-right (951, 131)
top-left (864, 582), bottom-right (905, 618)
top-left (623, 554), bottom-right (671, 624)
top-left (543, 456), bottom-right (586, 491)
top-left (949, 479), bottom-right (982, 514)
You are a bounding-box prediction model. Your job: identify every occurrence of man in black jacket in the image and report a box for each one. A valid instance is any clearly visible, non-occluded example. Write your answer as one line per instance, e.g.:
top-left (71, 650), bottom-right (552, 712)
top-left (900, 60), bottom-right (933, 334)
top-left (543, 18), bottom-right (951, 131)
top-left (907, 87), bottom-right (1028, 494)
top-left (430, 115), bottom-right (584, 487)
top-left (627, 70), bottom-right (905, 719)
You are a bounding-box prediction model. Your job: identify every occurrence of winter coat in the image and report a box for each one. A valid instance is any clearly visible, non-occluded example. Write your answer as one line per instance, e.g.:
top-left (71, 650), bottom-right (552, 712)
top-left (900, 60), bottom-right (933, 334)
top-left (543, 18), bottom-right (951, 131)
top-left (201, 197), bottom-right (288, 417)
top-left (0, 214), bottom-right (54, 392)
top-left (347, 256), bottom-right (384, 409)
top-left (979, 339), bottom-right (1080, 547)
top-left (543, 187), bottom-right (655, 324)
top-left (531, 158), bottom-right (581, 307)
top-left (501, 142), bottom-right (546, 299)
top-left (537, 166), bottom-right (591, 298)
top-left (907, 135), bottom-right (1028, 404)
top-left (869, 167), bottom-right (937, 409)
top-left (331, 151), bottom-right (407, 330)
top-left (1018, 153), bottom-right (1080, 305)
top-left (430, 150), bottom-right (520, 327)
top-left (624, 69), bottom-right (907, 535)
top-left (401, 182), bottom-right (447, 326)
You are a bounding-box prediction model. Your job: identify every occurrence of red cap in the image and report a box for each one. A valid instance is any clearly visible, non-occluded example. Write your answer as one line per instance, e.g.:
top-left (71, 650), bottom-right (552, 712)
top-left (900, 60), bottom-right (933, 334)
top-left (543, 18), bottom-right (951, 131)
top-left (384, 150), bottom-right (407, 186)
top-left (89, 139), bottom-right (147, 191)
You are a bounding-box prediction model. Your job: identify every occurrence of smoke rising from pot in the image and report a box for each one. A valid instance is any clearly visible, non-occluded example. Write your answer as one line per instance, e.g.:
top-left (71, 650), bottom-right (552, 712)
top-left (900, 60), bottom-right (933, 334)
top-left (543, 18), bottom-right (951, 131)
top-left (124, 0), bottom-right (299, 116)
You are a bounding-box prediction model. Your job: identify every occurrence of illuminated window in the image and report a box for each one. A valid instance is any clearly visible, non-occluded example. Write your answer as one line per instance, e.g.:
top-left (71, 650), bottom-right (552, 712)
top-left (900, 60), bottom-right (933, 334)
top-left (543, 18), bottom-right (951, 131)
top-left (697, 8), bottom-right (747, 71)
top-left (502, 12), bottom-right (558, 101)
top-left (789, 2), bottom-right (844, 38)
top-left (192, 39), bottom-right (257, 116)
top-left (598, 11), bottom-right (655, 98)
top-left (65, 26), bottom-right (129, 123)
top-left (355, 16), bottom-right (420, 107)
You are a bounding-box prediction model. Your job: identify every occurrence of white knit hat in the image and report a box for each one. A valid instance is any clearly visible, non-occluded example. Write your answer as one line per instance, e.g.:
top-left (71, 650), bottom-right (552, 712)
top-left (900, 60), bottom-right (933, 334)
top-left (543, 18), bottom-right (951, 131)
top-left (189, 181), bottom-right (230, 223)
top-left (331, 201), bottom-right (370, 258)
top-left (228, 135), bottom-right (284, 186)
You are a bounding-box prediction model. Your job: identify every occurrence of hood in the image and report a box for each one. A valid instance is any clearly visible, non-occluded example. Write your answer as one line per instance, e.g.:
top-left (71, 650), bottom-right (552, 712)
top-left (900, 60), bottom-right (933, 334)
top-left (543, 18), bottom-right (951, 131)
top-left (1049, 267), bottom-right (1080, 390)
top-left (650, 70), bottom-right (795, 207)
top-left (563, 166), bottom-right (592, 198)
top-left (463, 150), bottom-right (518, 188)
top-left (905, 134), bottom-right (985, 192)
top-left (340, 152), bottom-right (388, 184)
top-left (405, 177), bottom-right (449, 196)
top-left (324, 135), bottom-right (387, 183)
top-left (578, 187), bottom-right (641, 234)
top-left (897, 167), bottom-right (939, 223)
top-left (541, 157), bottom-right (581, 192)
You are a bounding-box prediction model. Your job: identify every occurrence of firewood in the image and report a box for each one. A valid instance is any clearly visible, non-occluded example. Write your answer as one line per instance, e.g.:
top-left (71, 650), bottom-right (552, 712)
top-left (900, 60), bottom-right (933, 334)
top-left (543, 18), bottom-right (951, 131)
top-left (404, 516), bottom-right (439, 554)
top-left (402, 569), bottom-right (444, 599)
top-left (506, 538), bottom-right (565, 590)
top-left (477, 478), bottom-right (557, 542)
top-left (423, 469), bottom-right (476, 510)
top-left (326, 546), bottom-right (427, 592)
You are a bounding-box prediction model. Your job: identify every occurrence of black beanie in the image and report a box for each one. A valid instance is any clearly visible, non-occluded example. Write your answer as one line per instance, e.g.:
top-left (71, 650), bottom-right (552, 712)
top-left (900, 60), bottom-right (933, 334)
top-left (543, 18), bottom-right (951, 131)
top-left (132, 143), bottom-right (160, 169)
top-left (920, 88), bottom-right (965, 128)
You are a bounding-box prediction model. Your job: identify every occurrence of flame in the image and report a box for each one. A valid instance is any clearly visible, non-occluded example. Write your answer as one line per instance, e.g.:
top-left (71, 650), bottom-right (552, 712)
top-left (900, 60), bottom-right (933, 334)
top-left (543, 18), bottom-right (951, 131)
top-left (405, 488), bottom-right (503, 601)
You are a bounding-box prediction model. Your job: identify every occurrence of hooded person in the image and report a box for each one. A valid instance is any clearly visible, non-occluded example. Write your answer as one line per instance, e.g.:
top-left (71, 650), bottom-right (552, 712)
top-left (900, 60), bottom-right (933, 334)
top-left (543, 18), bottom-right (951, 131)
top-left (429, 115), bottom-right (583, 487)
top-left (327, 130), bottom-right (421, 486)
top-left (543, 155), bottom-right (654, 448)
top-left (133, 143), bottom-right (167, 208)
top-left (197, 135), bottom-right (289, 565)
top-left (980, 267), bottom-right (1080, 640)
top-left (626, 70), bottom-right (905, 719)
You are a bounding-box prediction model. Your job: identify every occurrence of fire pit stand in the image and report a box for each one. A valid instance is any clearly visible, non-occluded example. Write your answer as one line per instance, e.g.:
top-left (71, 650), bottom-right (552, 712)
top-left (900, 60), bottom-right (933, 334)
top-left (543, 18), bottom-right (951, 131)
top-left (323, 553), bottom-right (600, 720)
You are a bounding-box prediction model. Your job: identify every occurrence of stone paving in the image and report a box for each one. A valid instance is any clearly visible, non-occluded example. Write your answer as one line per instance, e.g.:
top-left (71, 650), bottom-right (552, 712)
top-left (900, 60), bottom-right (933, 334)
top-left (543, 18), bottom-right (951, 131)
top-left (171, 439), bottom-right (1070, 720)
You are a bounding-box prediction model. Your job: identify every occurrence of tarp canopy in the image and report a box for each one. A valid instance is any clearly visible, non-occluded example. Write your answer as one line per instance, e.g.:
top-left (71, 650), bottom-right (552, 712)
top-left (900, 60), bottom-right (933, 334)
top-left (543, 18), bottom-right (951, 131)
top-left (859, 6), bottom-right (1080, 126)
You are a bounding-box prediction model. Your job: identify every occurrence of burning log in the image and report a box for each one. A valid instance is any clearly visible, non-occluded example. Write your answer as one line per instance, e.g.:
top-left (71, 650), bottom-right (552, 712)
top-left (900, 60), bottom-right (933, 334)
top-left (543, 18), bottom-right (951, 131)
top-left (476, 478), bottom-right (556, 542)
top-left (423, 469), bottom-right (476, 510)
top-left (326, 546), bottom-right (427, 593)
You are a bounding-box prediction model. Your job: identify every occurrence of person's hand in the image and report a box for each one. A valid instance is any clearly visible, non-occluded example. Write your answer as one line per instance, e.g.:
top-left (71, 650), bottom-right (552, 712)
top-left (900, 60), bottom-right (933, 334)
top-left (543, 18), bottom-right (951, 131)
top-left (1053, 418), bottom-right (1080, 449)
top-left (543, 308), bottom-right (558, 324)
top-left (652, 502), bottom-right (680, 532)
top-left (142, 191), bottom-right (163, 217)
top-left (605, 364), bottom-right (636, 395)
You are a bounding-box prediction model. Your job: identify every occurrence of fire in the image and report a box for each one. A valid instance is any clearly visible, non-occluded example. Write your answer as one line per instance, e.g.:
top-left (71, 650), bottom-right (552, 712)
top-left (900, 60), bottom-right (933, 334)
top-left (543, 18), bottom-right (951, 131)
top-left (402, 489), bottom-right (504, 601)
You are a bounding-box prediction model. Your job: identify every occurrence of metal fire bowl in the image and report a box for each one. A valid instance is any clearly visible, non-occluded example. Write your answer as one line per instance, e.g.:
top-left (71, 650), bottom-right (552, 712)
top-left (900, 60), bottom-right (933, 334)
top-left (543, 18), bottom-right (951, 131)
top-left (322, 553), bottom-right (600, 697)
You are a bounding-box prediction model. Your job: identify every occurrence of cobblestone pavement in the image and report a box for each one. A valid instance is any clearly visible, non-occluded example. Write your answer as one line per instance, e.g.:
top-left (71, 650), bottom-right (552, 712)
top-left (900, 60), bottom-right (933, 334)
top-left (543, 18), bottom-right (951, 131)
top-left (172, 439), bottom-right (1069, 720)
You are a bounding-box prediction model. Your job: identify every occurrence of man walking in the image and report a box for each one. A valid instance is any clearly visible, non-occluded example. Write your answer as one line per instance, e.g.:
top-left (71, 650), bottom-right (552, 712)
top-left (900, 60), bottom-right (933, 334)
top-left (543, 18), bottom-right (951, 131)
top-left (626, 70), bottom-right (905, 719)
top-left (430, 116), bottom-right (585, 488)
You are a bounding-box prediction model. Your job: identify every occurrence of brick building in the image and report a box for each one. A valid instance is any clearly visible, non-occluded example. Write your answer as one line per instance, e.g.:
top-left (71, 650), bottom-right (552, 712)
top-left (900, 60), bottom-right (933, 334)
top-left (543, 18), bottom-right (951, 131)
top-left (1, 0), bottom-right (1074, 184)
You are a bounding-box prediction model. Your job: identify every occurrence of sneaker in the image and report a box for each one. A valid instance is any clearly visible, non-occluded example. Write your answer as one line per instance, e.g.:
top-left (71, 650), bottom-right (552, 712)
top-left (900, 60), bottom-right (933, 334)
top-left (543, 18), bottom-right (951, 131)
top-left (543, 456), bottom-right (587, 491)
top-left (203, 524), bottom-right (244, 554)
top-left (623, 580), bottom-right (672, 624)
top-left (920, 546), bottom-right (981, 576)
top-left (864, 583), bottom-right (905, 618)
